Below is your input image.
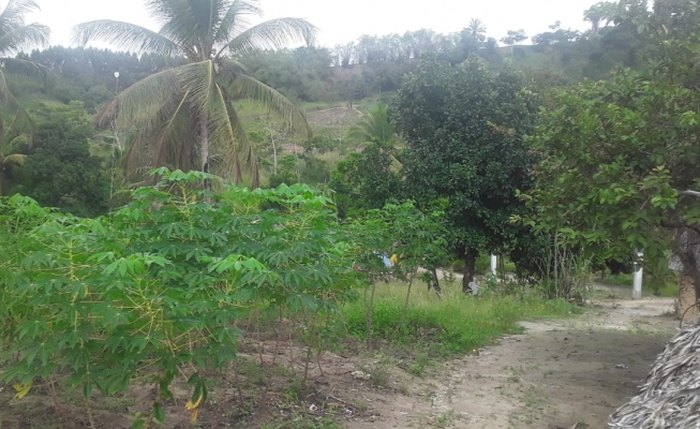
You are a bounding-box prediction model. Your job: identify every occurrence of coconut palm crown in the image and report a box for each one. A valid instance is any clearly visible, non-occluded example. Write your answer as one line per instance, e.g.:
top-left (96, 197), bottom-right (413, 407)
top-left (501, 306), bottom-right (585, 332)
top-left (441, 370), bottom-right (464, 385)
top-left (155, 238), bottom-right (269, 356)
top-left (73, 0), bottom-right (317, 186)
top-left (0, 0), bottom-right (50, 194)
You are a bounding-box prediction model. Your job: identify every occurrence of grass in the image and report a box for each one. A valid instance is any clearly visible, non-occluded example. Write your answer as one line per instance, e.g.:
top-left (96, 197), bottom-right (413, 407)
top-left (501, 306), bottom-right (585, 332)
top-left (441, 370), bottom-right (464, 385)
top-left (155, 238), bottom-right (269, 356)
top-left (657, 282), bottom-right (679, 298)
top-left (601, 272), bottom-right (679, 298)
top-left (338, 280), bottom-right (577, 357)
top-left (603, 273), bottom-right (635, 287)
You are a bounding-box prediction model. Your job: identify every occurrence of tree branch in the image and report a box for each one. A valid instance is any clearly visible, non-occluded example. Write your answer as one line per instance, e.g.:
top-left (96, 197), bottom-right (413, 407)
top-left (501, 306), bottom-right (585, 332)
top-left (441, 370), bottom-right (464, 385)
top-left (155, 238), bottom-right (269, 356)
top-left (682, 190), bottom-right (700, 199)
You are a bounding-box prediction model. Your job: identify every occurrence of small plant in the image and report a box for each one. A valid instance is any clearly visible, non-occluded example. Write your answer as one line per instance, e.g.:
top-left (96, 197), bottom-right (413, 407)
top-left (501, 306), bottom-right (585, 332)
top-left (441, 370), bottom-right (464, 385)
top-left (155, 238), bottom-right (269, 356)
top-left (433, 410), bottom-right (457, 428)
top-left (367, 357), bottom-right (392, 388)
top-left (408, 353), bottom-right (430, 377)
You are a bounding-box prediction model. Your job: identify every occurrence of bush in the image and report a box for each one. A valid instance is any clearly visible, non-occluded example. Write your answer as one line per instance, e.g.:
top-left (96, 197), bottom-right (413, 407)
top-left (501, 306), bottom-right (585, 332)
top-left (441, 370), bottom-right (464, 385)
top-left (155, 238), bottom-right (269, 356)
top-left (0, 171), bottom-right (360, 423)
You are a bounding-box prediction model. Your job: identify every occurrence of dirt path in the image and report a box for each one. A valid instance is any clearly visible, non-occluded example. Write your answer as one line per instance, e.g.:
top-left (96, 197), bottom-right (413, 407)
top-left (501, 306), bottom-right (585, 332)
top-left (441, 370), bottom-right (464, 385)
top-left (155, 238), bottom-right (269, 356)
top-left (344, 293), bottom-right (677, 429)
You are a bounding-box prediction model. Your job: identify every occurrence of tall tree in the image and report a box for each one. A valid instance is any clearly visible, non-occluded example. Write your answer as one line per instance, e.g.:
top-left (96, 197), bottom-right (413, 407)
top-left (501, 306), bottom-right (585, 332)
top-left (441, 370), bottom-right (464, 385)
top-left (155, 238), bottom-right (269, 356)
top-left (500, 29), bottom-right (528, 47)
top-left (465, 18), bottom-right (487, 42)
top-left (584, 2), bottom-right (618, 33)
top-left (0, 0), bottom-right (49, 194)
top-left (526, 0), bottom-right (700, 308)
top-left (73, 0), bottom-right (316, 186)
top-left (392, 57), bottom-right (537, 291)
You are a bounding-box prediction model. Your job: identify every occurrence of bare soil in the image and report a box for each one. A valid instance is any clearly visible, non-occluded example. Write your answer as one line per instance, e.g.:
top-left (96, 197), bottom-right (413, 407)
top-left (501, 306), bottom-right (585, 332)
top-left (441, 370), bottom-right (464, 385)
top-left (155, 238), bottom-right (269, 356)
top-left (0, 290), bottom-right (678, 429)
top-left (306, 106), bottom-right (363, 130)
top-left (343, 291), bottom-right (678, 429)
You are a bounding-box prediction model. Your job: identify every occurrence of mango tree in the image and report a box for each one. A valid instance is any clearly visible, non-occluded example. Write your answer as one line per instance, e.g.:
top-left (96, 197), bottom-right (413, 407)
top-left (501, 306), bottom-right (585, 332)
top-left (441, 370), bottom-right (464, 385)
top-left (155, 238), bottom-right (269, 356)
top-left (392, 56), bottom-right (538, 292)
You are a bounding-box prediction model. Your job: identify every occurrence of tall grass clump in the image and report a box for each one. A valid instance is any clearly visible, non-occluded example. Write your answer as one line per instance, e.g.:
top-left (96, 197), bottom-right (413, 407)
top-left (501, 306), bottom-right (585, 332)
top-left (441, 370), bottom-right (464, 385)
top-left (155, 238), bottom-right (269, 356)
top-left (339, 280), bottom-right (576, 356)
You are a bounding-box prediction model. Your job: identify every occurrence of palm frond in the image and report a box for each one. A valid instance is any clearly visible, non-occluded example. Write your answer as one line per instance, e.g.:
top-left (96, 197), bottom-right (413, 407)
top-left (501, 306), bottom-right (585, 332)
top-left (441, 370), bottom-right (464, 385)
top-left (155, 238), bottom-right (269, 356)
top-left (208, 82), bottom-right (255, 184)
top-left (0, 69), bottom-right (32, 138)
top-left (157, 2), bottom-right (215, 60)
top-left (98, 66), bottom-right (183, 144)
top-left (123, 94), bottom-right (197, 181)
top-left (1, 57), bottom-right (47, 79)
top-left (226, 73), bottom-right (312, 139)
top-left (174, 60), bottom-right (217, 117)
top-left (72, 20), bottom-right (180, 56)
top-left (217, 57), bottom-right (249, 74)
top-left (144, 0), bottom-right (190, 24)
top-left (0, 0), bottom-right (40, 33)
top-left (3, 153), bottom-right (26, 167)
top-left (218, 17), bottom-right (317, 58)
top-left (0, 22), bottom-right (49, 55)
top-left (347, 104), bottom-right (397, 147)
top-left (215, 0), bottom-right (262, 44)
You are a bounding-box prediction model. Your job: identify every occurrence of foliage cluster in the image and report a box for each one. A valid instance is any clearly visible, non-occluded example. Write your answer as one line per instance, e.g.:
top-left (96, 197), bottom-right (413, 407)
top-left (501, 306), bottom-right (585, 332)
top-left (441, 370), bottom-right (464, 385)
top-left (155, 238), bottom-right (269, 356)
top-left (0, 170), bottom-right (360, 422)
top-left (7, 101), bottom-right (110, 217)
top-left (392, 57), bottom-right (538, 288)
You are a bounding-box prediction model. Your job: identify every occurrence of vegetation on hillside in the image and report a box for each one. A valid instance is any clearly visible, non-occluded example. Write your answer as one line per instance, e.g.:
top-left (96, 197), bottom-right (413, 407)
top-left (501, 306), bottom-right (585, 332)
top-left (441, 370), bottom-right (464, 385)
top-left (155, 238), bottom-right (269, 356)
top-left (1, 0), bottom-right (698, 426)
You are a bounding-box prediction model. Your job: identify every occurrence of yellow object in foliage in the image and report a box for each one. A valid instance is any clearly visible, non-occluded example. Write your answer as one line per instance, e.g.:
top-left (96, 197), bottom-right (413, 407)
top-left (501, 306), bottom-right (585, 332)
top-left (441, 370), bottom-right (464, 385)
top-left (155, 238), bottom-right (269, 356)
top-left (13, 383), bottom-right (32, 400)
top-left (390, 254), bottom-right (399, 265)
top-left (185, 391), bottom-right (205, 423)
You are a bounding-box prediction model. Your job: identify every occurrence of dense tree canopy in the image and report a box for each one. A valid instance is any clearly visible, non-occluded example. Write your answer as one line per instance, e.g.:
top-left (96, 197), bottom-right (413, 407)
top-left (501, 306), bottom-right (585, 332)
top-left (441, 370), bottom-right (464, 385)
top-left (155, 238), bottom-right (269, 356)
top-left (392, 57), bottom-right (538, 290)
top-left (525, 0), bottom-right (700, 299)
top-left (10, 102), bottom-right (110, 217)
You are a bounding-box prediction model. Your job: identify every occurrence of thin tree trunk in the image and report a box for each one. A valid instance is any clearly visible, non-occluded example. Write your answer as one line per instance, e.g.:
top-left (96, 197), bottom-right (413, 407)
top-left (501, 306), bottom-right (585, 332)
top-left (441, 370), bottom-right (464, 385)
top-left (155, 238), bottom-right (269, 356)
top-left (365, 283), bottom-right (377, 350)
top-left (271, 131), bottom-right (278, 176)
top-left (678, 271), bottom-right (697, 322)
top-left (554, 233), bottom-right (560, 298)
top-left (462, 248), bottom-right (477, 294)
top-left (0, 164), bottom-right (5, 196)
top-left (196, 114), bottom-right (212, 191)
top-left (431, 268), bottom-right (442, 295)
top-left (675, 226), bottom-right (700, 322)
top-left (403, 276), bottom-right (414, 313)
top-left (198, 116), bottom-right (210, 173)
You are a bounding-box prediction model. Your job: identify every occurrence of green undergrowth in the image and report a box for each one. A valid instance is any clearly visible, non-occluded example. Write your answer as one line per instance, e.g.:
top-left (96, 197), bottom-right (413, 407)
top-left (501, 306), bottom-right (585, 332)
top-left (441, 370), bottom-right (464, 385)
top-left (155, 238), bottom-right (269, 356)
top-left (339, 280), bottom-right (578, 357)
top-left (601, 273), bottom-right (679, 297)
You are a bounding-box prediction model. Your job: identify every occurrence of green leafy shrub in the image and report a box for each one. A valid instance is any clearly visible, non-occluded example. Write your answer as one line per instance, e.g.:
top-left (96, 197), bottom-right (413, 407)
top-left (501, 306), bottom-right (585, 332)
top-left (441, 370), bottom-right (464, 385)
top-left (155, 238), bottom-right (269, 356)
top-left (0, 170), bottom-right (359, 422)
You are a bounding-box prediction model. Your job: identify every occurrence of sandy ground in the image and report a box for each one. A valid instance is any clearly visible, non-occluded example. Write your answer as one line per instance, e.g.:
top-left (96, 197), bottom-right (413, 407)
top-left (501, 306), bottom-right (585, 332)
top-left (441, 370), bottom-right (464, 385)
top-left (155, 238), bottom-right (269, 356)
top-left (341, 291), bottom-right (678, 429)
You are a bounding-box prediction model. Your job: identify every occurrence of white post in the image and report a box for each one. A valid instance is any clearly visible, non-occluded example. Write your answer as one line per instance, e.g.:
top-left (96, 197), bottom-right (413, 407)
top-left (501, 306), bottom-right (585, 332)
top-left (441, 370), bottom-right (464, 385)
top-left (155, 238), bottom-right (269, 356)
top-left (490, 254), bottom-right (498, 276)
top-left (633, 250), bottom-right (643, 299)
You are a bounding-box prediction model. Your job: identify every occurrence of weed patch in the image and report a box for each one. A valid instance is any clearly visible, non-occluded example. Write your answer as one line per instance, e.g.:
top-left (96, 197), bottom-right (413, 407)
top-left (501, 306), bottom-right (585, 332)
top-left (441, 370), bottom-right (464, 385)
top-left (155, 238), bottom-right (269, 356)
top-left (339, 281), bottom-right (577, 357)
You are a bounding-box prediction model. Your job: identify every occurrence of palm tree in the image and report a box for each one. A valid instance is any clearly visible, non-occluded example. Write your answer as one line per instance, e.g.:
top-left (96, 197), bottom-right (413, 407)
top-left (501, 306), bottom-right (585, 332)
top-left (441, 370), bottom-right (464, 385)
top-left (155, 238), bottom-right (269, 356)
top-left (465, 18), bottom-right (487, 42)
top-left (74, 0), bottom-right (316, 186)
top-left (0, 0), bottom-right (50, 194)
top-left (347, 104), bottom-right (397, 149)
top-left (584, 2), bottom-right (619, 34)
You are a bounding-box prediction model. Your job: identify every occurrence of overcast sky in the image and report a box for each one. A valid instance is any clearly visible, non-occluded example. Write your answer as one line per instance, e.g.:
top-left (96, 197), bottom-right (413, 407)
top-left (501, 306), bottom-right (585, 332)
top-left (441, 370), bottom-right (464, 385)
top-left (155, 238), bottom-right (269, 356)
top-left (24, 0), bottom-right (599, 49)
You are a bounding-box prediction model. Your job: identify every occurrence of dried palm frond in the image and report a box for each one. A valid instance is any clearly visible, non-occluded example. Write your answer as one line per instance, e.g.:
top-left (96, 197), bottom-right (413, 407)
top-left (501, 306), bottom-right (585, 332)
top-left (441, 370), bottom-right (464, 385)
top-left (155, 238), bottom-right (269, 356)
top-left (609, 321), bottom-right (700, 428)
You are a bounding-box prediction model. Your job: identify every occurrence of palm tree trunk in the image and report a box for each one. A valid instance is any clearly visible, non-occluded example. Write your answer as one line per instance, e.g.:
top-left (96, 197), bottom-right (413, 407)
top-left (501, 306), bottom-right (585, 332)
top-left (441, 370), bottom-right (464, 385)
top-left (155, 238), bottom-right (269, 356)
top-left (198, 116), bottom-right (210, 173)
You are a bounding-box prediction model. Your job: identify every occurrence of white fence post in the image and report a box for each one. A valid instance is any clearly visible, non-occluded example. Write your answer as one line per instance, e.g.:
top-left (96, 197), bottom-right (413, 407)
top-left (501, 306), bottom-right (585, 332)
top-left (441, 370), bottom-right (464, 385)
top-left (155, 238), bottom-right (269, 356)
top-left (633, 250), bottom-right (643, 299)
top-left (490, 255), bottom-right (498, 276)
